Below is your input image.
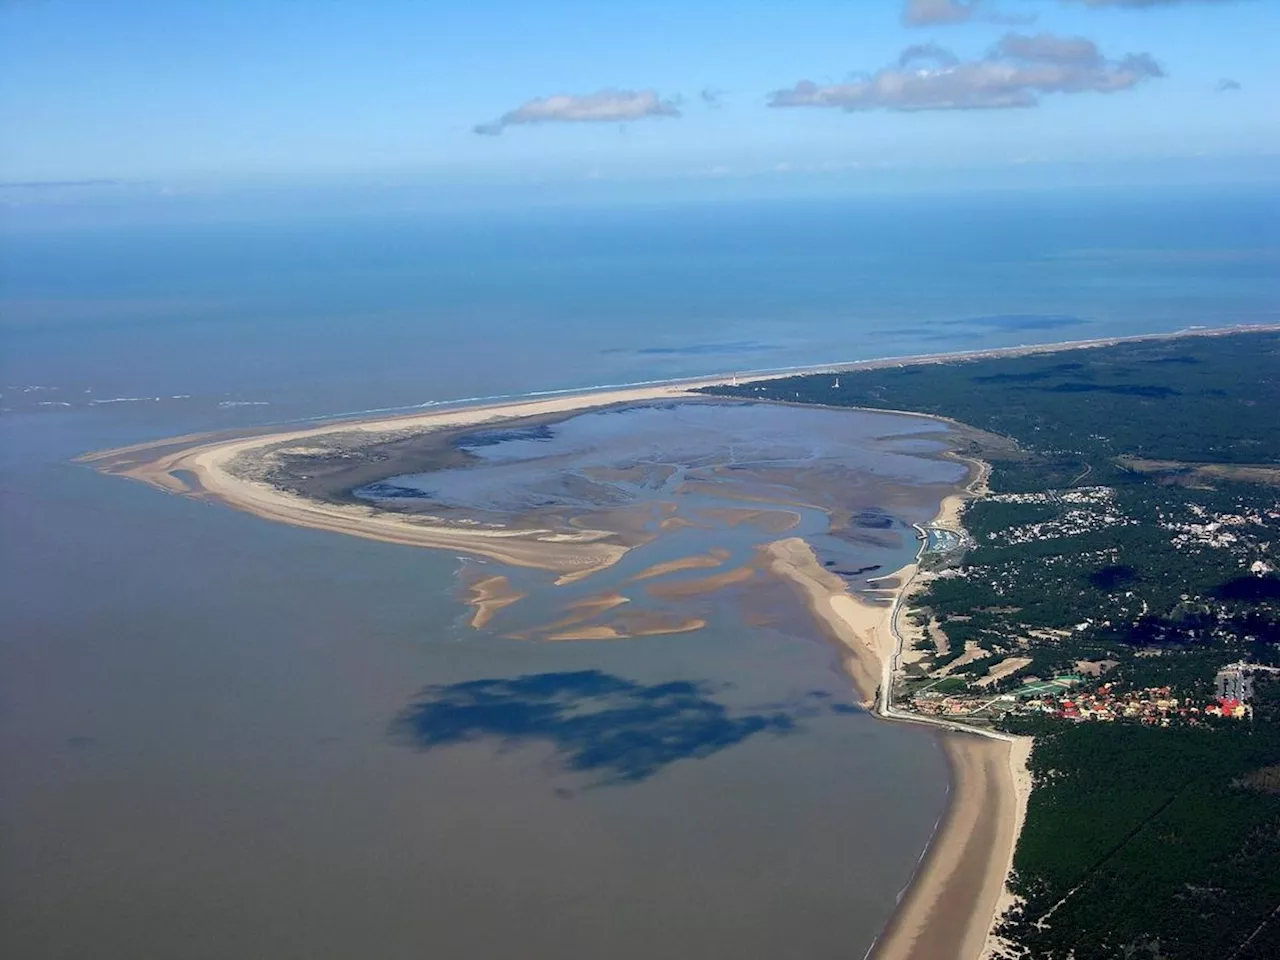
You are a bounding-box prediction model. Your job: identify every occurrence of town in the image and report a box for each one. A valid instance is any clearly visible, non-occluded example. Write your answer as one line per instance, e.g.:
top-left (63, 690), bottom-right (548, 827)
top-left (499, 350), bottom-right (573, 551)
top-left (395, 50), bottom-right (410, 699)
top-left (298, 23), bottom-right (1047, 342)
top-left (901, 660), bottom-right (1278, 727)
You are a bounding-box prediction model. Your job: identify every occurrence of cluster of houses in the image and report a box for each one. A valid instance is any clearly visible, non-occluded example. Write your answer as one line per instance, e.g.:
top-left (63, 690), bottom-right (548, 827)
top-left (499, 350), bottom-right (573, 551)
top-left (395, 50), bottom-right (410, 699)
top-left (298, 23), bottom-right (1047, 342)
top-left (982, 486), bottom-right (1136, 547)
top-left (1158, 500), bottom-right (1280, 553)
top-left (1016, 683), bottom-right (1252, 724)
top-left (905, 673), bottom-right (1260, 726)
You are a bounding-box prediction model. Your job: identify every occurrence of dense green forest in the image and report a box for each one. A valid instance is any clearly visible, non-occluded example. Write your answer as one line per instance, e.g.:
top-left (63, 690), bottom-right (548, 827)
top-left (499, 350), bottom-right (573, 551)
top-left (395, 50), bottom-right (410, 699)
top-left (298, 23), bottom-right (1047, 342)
top-left (710, 331), bottom-right (1280, 493)
top-left (707, 331), bottom-right (1280, 958)
top-left (998, 693), bottom-right (1280, 960)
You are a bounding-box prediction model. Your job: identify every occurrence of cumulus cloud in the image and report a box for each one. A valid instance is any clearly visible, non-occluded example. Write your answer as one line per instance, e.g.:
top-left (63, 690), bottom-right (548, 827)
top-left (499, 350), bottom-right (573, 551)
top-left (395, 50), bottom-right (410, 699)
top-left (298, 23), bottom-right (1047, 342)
top-left (768, 32), bottom-right (1162, 113)
top-left (904, 0), bottom-right (983, 24)
top-left (475, 89), bottom-right (679, 135)
top-left (995, 32), bottom-right (1104, 64)
top-left (898, 43), bottom-right (961, 69)
top-left (1216, 77), bottom-right (1242, 92)
top-left (903, 0), bottom-right (1034, 26)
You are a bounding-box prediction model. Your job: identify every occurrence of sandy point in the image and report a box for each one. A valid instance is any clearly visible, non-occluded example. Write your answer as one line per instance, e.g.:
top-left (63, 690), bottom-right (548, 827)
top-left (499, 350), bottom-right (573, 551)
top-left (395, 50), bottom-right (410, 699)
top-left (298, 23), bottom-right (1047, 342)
top-left (83, 383), bottom-right (715, 580)
top-left (760, 536), bottom-right (900, 707)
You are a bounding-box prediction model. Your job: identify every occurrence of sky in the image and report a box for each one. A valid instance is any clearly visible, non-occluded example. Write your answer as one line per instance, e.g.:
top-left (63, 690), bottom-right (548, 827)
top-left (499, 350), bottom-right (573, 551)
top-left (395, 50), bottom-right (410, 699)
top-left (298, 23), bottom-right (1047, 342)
top-left (1, 0), bottom-right (1277, 207)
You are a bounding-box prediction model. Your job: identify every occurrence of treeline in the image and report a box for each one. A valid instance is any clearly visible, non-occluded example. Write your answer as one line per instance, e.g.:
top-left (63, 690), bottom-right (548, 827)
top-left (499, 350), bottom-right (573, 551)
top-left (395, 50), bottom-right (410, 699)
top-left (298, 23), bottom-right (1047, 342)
top-left (994, 714), bottom-right (1280, 959)
top-left (707, 331), bottom-right (1280, 494)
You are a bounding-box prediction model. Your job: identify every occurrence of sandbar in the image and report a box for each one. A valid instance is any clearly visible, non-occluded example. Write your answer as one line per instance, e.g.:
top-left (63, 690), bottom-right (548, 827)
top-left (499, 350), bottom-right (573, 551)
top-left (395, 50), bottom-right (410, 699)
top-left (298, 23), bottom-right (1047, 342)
top-left (628, 548), bottom-right (730, 582)
top-left (464, 574), bottom-right (526, 630)
top-left (644, 564), bottom-right (758, 600)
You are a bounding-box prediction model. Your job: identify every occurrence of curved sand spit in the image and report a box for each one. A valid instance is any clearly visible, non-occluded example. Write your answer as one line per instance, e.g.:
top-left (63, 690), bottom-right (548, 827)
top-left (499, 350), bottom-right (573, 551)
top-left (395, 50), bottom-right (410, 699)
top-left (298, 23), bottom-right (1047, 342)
top-left (81, 383), bottom-right (713, 582)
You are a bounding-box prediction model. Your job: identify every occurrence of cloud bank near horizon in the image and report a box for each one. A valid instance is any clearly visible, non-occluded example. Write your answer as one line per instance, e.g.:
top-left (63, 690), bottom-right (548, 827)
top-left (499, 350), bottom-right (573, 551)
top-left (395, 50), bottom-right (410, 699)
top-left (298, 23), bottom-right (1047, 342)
top-left (476, 89), bottom-right (680, 135)
top-left (1064, 0), bottom-right (1241, 6)
top-left (905, 0), bottom-right (1241, 24)
top-left (769, 32), bottom-right (1162, 113)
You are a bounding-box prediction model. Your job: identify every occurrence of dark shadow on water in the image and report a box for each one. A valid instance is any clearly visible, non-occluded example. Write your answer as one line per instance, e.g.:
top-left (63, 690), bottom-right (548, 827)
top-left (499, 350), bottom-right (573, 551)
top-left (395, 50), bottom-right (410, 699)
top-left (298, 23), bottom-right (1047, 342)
top-left (390, 670), bottom-right (820, 786)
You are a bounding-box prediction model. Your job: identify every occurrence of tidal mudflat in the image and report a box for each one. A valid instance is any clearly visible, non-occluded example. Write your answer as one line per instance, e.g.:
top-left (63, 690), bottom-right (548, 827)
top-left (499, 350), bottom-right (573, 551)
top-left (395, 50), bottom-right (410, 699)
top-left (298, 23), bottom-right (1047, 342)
top-left (346, 400), bottom-right (966, 645)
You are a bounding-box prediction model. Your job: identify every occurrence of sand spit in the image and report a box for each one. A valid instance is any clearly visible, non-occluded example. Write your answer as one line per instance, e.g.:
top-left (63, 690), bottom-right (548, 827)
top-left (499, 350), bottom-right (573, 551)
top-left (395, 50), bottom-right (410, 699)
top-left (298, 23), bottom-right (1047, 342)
top-left (628, 548), bottom-right (731, 582)
top-left (645, 564), bottom-right (758, 600)
top-left (82, 383), bottom-right (716, 581)
top-left (761, 537), bottom-right (899, 707)
top-left (464, 574), bottom-right (526, 630)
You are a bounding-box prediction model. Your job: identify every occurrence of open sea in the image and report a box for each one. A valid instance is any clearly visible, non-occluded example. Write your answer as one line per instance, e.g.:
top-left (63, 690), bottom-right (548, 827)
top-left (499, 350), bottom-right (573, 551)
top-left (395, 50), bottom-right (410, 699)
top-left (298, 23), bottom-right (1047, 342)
top-left (2, 186), bottom-right (1277, 959)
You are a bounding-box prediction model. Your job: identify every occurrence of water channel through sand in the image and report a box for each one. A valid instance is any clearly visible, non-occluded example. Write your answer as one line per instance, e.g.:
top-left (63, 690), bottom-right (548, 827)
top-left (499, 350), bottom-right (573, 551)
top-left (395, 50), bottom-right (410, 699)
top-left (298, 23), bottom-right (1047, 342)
top-left (341, 401), bottom-right (967, 645)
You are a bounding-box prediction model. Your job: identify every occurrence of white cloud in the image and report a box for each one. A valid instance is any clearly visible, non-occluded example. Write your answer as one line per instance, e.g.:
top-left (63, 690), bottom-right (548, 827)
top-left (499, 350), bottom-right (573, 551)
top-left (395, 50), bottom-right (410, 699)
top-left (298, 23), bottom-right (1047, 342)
top-left (904, 0), bottom-right (983, 24)
top-left (995, 32), bottom-right (1103, 64)
top-left (768, 33), bottom-right (1162, 113)
top-left (903, 0), bottom-right (1034, 26)
top-left (476, 89), bottom-right (679, 136)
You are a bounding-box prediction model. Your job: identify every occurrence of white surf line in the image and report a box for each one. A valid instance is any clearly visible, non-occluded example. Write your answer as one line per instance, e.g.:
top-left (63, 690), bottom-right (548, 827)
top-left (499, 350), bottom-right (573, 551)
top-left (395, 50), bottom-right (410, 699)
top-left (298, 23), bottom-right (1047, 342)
top-left (230, 321), bottom-right (1280, 434)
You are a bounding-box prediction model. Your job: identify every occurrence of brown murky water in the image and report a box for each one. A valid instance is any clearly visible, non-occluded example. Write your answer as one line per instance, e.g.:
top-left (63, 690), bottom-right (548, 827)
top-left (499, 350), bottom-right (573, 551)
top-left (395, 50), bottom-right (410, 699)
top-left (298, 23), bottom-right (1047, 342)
top-left (1, 404), bottom-right (956, 960)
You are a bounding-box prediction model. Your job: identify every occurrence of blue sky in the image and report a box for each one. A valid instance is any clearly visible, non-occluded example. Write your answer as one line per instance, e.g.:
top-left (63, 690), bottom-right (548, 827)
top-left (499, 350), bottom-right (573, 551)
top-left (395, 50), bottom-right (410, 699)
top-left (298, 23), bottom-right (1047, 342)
top-left (1, 0), bottom-right (1276, 199)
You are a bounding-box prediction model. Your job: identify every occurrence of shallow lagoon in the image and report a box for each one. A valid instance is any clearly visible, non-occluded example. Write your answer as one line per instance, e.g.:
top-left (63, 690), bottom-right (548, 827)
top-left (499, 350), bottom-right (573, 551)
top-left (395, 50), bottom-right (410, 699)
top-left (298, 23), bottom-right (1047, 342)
top-left (358, 400), bottom-right (964, 642)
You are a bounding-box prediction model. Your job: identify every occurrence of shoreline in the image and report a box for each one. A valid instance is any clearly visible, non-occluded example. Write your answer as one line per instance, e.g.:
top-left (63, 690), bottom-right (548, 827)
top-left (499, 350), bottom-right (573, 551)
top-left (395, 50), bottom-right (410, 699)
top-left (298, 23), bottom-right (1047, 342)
top-left (77, 324), bottom-right (1271, 577)
top-left (871, 454), bottom-right (1032, 960)
top-left (762, 441), bottom-right (1029, 960)
top-left (77, 324), bottom-right (1272, 960)
top-left (78, 322), bottom-right (1275, 458)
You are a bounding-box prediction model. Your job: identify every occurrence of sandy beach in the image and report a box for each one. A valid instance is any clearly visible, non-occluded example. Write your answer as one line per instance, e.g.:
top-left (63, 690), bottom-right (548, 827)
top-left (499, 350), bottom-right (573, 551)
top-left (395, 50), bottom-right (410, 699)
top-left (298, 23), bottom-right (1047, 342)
top-left (757, 448), bottom-right (1030, 960)
top-left (761, 537), bottom-right (900, 707)
top-left (870, 732), bottom-right (1030, 960)
top-left (82, 382), bottom-right (713, 581)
